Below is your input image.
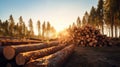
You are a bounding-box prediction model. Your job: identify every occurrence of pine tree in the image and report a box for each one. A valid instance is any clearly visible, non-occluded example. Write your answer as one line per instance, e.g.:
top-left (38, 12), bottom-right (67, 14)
top-left (82, 16), bottom-right (86, 26)
top-left (88, 6), bottom-right (97, 26)
top-left (29, 18), bottom-right (34, 38)
top-left (104, 0), bottom-right (120, 37)
top-left (42, 21), bottom-right (46, 39)
top-left (18, 16), bottom-right (24, 38)
top-left (96, 0), bottom-right (104, 34)
top-left (9, 15), bottom-right (15, 36)
top-left (76, 17), bottom-right (81, 27)
top-left (37, 20), bottom-right (41, 38)
top-left (46, 21), bottom-right (51, 39)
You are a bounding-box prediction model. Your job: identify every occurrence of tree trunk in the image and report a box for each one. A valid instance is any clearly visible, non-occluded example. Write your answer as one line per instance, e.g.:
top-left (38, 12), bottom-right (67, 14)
top-left (16, 44), bottom-right (66, 65)
top-left (109, 26), bottom-right (111, 37)
top-left (115, 25), bottom-right (117, 37)
top-left (25, 45), bottom-right (75, 67)
top-left (119, 27), bottom-right (120, 38)
top-left (3, 41), bottom-right (58, 60)
top-left (111, 15), bottom-right (114, 37)
top-left (102, 22), bottom-right (104, 34)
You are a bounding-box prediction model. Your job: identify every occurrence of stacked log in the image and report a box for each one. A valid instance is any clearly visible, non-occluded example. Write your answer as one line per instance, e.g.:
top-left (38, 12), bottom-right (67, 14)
top-left (3, 41), bottom-right (59, 60)
top-left (0, 47), bottom-right (3, 56)
top-left (0, 40), bottom-right (42, 46)
top-left (16, 44), bottom-right (67, 65)
top-left (25, 44), bottom-right (75, 67)
top-left (68, 25), bottom-right (112, 47)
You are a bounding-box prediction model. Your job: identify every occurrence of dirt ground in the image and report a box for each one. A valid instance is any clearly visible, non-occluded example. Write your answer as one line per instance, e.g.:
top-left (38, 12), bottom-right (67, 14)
top-left (64, 46), bottom-right (120, 67)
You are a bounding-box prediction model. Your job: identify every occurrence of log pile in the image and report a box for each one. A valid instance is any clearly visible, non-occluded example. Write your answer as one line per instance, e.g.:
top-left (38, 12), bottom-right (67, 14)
top-left (16, 44), bottom-right (67, 65)
top-left (68, 25), bottom-right (112, 47)
top-left (25, 44), bottom-right (75, 67)
top-left (3, 41), bottom-right (59, 60)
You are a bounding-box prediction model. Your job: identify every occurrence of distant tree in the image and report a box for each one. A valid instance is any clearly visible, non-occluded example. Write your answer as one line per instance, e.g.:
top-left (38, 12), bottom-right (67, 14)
top-left (9, 15), bottom-right (15, 36)
top-left (84, 11), bottom-right (89, 24)
top-left (46, 21), bottom-right (51, 38)
top-left (29, 18), bottom-right (34, 38)
top-left (72, 22), bottom-right (76, 28)
top-left (76, 17), bottom-right (81, 27)
top-left (14, 23), bottom-right (19, 37)
top-left (25, 27), bottom-right (29, 38)
top-left (37, 20), bottom-right (41, 38)
top-left (42, 21), bottom-right (46, 39)
top-left (88, 6), bottom-right (97, 26)
top-left (104, 0), bottom-right (120, 37)
top-left (96, 0), bottom-right (104, 34)
top-left (0, 20), bottom-right (2, 35)
top-left (18, 16), bottom-right (24, 38)
top-left (22, 22), bottom-right (26, 37)
top-left (82, 16), bottom-right (86, 26)
top-left (1, 20), bottom-right (9, 36)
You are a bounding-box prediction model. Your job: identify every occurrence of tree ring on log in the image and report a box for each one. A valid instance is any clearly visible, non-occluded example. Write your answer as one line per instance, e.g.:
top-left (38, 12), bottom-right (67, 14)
top-left (3, 46), bottom-right (15, 60)
top-left (16, 54), bottom-right (25, 65)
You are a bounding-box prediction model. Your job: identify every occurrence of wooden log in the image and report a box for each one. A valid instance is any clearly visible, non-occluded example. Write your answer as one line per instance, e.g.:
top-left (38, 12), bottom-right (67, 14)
top-left (1, 41), bottom-right (42, 46)
top-left (16, 44), bottom-right (66, 65)
top-left (0, 47), bottom-right (3, 56)
top-left (3, 41), bottom-right (59, 60)
top-left (25, 44), bottom-right (75, 67)
top-left (6, 61), bottom-right (18, 67)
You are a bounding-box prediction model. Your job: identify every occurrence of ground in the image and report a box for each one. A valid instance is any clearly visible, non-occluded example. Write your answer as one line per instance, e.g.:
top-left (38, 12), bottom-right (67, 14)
top-left (64, 46), bottom-right (120, 67)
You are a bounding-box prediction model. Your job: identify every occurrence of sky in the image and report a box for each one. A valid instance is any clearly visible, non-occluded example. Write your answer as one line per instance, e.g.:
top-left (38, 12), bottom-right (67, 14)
top-left (0, 0), bottom-right (98, 35)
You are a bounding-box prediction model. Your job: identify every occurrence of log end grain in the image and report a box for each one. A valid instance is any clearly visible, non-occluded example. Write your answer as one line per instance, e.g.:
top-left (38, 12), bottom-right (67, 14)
top-left (6, 63), bottom-right (12, 67)
top-left (16, 53), bottom-right (25, 65)
top-left (3, 46), bottom-right (15, 60)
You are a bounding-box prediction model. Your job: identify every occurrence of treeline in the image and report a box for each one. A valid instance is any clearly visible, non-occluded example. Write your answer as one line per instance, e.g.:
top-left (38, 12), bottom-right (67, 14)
top-left (69, 0), bottom-right (120, 38)
top-left (0, 15), bottom-right (56, 39)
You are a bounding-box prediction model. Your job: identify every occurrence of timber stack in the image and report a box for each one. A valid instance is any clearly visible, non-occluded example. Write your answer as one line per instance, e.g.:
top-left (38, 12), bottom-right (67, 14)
top-left (68, 25), bottom-right (112, 47)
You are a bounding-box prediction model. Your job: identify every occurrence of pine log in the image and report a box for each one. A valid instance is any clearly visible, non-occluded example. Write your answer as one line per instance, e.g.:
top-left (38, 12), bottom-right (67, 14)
top-left (6, 61), bottom-right (18, 67)
top-left (3, 41), bottom-right (59, 60)
top-left (1, 41), bottom-right (42, 46)
top-left (16, 44), bottom-right (66, 65)
top-left (0, 47), bottom-right (3, 56)
top-left (25, 44), bottom-right (75, 67)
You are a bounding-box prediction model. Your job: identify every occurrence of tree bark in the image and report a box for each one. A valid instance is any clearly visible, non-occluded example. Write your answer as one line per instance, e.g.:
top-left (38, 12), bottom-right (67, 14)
top-left (115, 25), bottom-right (117, 37)
top-left (102, 22), bottom-right (104, 34)
top-left (16, 44), bottom-right (66, 65)
top-left (25, 45), bottom-right (75, 67)
top-left (111, 15), bottom-right (114, 37)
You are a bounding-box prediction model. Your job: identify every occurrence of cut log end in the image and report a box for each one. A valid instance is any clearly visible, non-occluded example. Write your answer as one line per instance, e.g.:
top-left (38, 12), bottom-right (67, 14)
top-left (3, 46), bottom-right (15, 60)
top-left (16, 53), bottom-right (25, 65)
top-left (6, 63), bottom-right (12, 67)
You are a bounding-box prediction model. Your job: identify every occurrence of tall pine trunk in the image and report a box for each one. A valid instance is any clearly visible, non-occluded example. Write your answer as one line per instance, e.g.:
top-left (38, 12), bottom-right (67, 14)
top-left (111, 14), bottom-right (114, 37)
top-left (102, 22), bottom-right (104, 34)
top-left (115, 25), bottom-right (117, 37)
top-left (119, 26), bottom-right (120, 38)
